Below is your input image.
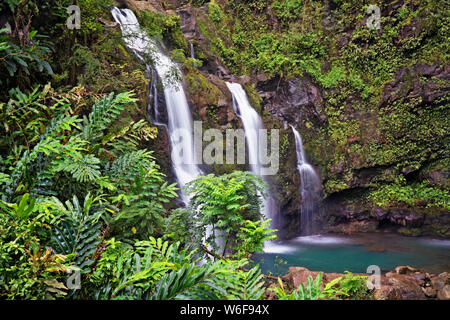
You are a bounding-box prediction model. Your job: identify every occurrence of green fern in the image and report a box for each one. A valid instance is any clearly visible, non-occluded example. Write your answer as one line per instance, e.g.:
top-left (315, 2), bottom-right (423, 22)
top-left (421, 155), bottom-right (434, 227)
top-left (151, 257), bottom-right (263, 300)
top-left (80, 92), bottom-right (136, 143)
top-left (1, 114), bottom-right (82, 200)
top-left (52, 154), bottom-right (101, 183)
top-left (90, 238), bottom-right (194, 299)
top-left (109, 164), bottom-right (178, 239)
top-left (106, 150), bottom-right (156, 181)
top-left (271, 273), bottom-right (323, 300)
top-left (295, 272), bottom-right (322, 300)
top-left (99, 119), bottom-right (155, 157)
top-left (51, 194), bottom-right (104, 273)
top-left (151, 262), bottom-right (223, 300)
top-left (222, 266), bottom-right (265, 300)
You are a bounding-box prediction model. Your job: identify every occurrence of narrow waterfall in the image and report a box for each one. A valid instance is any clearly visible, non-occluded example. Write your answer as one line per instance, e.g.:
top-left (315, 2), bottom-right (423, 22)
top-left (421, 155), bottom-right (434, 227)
top-left (111, 8), bottom-right (201, 204)
top-left (291, 126), bottom-right (321, 235)
top-left (189, 40), bottom-right (195, 59)
top-left (225, 82), bottom-right (276, 226)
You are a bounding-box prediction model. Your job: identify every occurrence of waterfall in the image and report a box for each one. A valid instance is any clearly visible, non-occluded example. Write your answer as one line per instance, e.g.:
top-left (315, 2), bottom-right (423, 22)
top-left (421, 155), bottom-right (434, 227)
top-left (291, 126), bottom-right (321, 235)
top-left (225, 82), bottom-right (277, 227)
top-left (225, 83), bottom-right (264, 176)
top-left (111, 8), bottom-right (201, 204)
top-left (189, 40), bottom-right (195, 59)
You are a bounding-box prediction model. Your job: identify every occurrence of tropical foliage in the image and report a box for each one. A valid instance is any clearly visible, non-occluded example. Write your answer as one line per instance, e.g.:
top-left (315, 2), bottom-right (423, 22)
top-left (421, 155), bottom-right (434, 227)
top-left (0, 23), bottom-right (276, 297)
top-left (181, 171), bottom-right (277, 258)
top-left (271, 272), bottom-right (373, 300)
top-left (2, 0), bottom-right (437, 302)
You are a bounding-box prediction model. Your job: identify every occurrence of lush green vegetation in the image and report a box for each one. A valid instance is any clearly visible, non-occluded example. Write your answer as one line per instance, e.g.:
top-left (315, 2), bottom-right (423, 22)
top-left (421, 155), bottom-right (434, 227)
top-left (270, 271), bottom-right (373, 300)
top-left (369, 182), bottom-right (450, 210)
top-left (0, 0), bottom-right (281, 300)
top-left (0, 0), bottom-right (447, 301)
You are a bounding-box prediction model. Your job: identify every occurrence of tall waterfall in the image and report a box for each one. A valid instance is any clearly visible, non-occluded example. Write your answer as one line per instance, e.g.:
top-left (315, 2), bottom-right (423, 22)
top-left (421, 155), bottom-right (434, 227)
top-left (225, 82), bottom-right (276, 225)
top-left (111, 8), bottom-right (201, 204)
top-left (291, 126), bottom-right (321, 235)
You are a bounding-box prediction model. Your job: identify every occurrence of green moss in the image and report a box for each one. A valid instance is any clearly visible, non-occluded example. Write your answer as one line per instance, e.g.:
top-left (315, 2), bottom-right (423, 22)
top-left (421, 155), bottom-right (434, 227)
top-left (429, 224), bottom-right (450, 237)
top-left (78, 0), bottom-right (112, 35)
top-left (368, 182), bottom-right (450, 210)
top-left (324, 180), bottom-right (349, 194)
top-left (184, 66), bottom-right (222, 106)
top-left (398, 227), bottom-right (423, 237)
top-left (208, 0), bottom-right (225, 25)
top-left (136, 11), bottom-right (188, 53)
top-left (242, 83), bottom-right (262, 113)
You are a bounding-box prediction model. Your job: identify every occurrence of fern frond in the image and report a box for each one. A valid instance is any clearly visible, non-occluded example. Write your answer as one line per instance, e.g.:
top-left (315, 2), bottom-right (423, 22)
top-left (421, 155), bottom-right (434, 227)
top-left (106, 150), bottom-right (155, 181)
top-left (52, 154), bottom-right (101, 183)
top-left (223, 266), bottom-right (265, 300)
top-left (80, 92), bottom-right (136, 143)
top-left (51, 194), bottom-right (104, 273)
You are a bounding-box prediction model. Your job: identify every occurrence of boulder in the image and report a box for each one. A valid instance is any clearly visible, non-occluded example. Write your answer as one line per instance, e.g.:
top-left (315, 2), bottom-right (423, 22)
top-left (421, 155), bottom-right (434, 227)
top-left (413, 272), bottom-right (426, 286)
top-left (437, 285), bottom-right (450, 300)
top-left (431, 275), bottom-right (446, 291)
top-left (123, 0), bottom-right (163, 12)
top-left (256, 71), bottom-right (268, 83)
top-left (438, 272), bottom-right (449, 280)
top-left (422, 287), bottom-right (437, 298)
top-left (386, 273), bottom-right (426, 300)
top-left (238, 75), bottom-right (251, 85)
top-left (371, 207), bottom-right (389, 220)
top-left (413, 272), bottom-right (425, 281)
top-left (282, 267), bottom-right (323, 289)
top-left (374, 284), bottom-right (403, 300)
top-left (395, 265), bottom-right (418, 275)
top-left (388, 209), bottom-right (425, 228)
top-left (423, 170), bottom-right (448, 186)
top-left (176, 5), bottom-right (197, 40)
top-left (268, 77), bottom-right (325, 126)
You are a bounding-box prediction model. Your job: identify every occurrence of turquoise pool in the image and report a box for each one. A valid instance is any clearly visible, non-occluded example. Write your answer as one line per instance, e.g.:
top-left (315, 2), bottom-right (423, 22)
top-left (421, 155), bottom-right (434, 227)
top-left (253, 233), bottom-right (450, 276)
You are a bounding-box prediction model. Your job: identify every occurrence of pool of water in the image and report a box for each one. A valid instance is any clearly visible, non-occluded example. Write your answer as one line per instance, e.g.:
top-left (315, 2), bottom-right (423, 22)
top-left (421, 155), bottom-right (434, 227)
top-left (253, 233), bottom-right (450, 276)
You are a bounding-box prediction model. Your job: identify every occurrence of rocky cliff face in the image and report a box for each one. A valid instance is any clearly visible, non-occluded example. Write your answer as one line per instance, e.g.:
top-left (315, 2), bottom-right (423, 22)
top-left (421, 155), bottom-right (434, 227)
top-left (119, 0), bottom-right (449, 238)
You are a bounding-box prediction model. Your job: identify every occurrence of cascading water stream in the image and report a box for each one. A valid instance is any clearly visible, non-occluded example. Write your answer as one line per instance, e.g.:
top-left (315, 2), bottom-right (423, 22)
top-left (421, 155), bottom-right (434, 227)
top-left (291, 126), bottom-right (321, 235)
top-left (189, 40), bottom-right (195, 59)
top-left (225, 82), bottom-right (277, 235)
top-left (111, 8), bottom-right (201, 204)
top-left (225, 83), bottom-right (264, 176)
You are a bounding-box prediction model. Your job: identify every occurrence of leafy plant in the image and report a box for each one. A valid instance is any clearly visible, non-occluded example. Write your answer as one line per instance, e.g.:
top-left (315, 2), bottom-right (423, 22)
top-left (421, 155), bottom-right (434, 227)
top-left (272, 0), bottom-right (303, 23)
top-left (0, 194), bottom-right (69, 299)
top-left (183, 171), bottom-right (272, 258)
top-left (152, 256), bottom-right (264, 300)
top-left (110, 164), bottom-right (178, 240)
top-left (320, 272), bottom-right (372, 300)
top-left (79, 91), bottom-right (136, 145)
top-left (209, 1), bottom-right (224, 25)
top-left (235, 219), bottom-right (277, 259)
top-left (369, 182), bottom-right (450, 210)
top-left (0, 28), bottom-right (53, 82)
top-left (271, 273), bottom-right (323, 300)
top-left (89, 237), bottom-right (266, 301)
top-left (90, 237), bottom-right (192, 299)
top-left (50, 193), bottom-right (105, 274)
